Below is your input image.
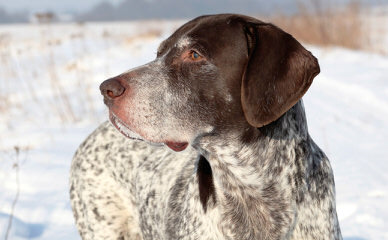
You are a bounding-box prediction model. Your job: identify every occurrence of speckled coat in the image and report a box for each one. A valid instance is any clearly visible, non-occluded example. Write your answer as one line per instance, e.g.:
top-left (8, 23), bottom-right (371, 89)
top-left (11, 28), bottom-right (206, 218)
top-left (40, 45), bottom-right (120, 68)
top-left (70, 14), bottom-right (342, 240)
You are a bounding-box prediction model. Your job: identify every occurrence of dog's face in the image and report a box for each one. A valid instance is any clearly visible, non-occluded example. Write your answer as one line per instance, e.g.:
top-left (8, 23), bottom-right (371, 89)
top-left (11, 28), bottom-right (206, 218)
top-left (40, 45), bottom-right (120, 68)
top-left (100, 14), bottom-right (319, 151)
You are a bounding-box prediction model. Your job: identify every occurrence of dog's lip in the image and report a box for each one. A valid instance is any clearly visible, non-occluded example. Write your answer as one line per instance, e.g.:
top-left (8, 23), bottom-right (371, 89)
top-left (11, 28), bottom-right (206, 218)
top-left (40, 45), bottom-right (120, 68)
top-left (165, 142), bottom-right (189, 152)
top-left (109, 111), bottom-right (189, 151)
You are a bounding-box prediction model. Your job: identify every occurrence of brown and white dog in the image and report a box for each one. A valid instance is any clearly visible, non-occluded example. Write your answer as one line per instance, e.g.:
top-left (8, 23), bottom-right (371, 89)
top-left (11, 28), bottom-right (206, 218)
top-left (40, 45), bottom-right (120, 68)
top-left (70, 14), bottom-right (342, 240)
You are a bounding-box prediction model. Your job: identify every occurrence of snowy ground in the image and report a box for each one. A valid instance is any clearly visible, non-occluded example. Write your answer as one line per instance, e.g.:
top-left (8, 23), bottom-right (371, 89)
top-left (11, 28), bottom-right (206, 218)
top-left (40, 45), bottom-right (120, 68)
top-left (0, 20), bottom-right (387, 240)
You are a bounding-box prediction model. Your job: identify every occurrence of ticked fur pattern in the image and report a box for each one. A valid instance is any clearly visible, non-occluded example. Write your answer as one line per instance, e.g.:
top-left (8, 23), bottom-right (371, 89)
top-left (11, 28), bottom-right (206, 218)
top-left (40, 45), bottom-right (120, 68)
top-left (70, 14), bottom-right (342, 240)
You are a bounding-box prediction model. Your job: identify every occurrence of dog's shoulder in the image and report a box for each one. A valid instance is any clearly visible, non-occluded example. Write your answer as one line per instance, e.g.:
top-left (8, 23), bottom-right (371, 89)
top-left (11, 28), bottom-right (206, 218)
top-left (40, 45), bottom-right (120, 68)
top-left (73, 121), bottom-right (152, 161)
top-left (71, 121), bottom-right (154, 181)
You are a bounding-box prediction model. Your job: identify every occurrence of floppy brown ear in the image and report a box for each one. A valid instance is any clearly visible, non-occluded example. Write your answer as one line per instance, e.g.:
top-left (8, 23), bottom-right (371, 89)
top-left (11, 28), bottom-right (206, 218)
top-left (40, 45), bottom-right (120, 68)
top-left (241, 22), bottom-right (320, 127)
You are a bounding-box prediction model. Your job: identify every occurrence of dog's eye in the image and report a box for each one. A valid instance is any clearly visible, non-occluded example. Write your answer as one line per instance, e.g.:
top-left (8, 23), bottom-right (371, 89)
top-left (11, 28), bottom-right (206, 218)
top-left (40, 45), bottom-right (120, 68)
top-left (190, 50), bottom-right (202, 61)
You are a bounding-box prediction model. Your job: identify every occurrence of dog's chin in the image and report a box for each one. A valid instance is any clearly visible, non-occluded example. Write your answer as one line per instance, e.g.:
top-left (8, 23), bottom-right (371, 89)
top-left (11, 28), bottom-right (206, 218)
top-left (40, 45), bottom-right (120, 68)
top-left (109, 112), bottom-right (189, 152)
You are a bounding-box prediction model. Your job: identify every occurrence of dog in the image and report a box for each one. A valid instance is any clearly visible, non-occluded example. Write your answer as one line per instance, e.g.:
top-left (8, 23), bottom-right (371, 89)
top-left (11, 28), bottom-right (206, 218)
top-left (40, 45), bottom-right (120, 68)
top-left (70, 14), bottom-right (342, 240)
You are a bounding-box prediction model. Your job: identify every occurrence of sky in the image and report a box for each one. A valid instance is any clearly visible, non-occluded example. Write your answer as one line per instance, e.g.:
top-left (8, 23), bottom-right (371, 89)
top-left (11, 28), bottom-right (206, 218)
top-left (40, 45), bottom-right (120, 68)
top-left (0, 0), bottom-right (124, 13)
top-left (0, 0), bottom-right (385, 15)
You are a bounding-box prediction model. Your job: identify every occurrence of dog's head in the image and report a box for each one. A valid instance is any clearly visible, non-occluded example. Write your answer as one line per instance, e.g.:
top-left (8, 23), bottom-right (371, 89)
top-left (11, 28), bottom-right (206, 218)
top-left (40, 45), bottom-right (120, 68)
top-left (100, 14), bottom-right (319, 151)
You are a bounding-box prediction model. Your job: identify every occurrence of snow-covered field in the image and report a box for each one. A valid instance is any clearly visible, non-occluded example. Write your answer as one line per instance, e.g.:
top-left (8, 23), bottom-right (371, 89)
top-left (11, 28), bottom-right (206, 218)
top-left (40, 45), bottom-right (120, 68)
top-left (0, 20), bottom-right (387, 240)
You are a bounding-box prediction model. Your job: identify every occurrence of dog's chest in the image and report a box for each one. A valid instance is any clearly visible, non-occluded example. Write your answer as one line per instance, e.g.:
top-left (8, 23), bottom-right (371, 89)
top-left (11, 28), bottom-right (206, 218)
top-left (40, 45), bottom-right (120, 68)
top-left (127, 147), bottom-right (224, 240)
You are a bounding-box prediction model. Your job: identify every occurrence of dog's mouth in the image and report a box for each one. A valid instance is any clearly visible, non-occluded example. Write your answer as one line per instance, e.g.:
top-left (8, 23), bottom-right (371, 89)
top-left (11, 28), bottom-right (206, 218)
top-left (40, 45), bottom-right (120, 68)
top-left (109, 112), bottom-right (188, 152)
top-left (109, 111), bottom-right (144, 141)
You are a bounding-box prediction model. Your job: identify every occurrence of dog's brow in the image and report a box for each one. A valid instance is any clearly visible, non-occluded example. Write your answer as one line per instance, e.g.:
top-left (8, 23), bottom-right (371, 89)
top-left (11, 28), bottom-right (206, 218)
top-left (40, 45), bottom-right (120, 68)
top-left (175, 37), bottom-right (192, 49)
top-left (157, 40), bottom-right (168, 54)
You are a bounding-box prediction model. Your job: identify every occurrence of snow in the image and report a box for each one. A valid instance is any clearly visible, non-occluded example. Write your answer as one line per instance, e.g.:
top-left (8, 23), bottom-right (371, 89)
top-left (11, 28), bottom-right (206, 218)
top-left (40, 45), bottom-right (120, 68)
top-left (0, 20), bottom-right (387, 240)
top-left (304, 46), bottom-right (388, 240)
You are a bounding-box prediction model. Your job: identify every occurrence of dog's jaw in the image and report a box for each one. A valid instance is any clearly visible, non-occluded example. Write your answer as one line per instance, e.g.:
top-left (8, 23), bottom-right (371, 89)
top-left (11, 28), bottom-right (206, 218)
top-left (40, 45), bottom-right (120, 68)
top-left (110, 111), bottom-right (190, 151)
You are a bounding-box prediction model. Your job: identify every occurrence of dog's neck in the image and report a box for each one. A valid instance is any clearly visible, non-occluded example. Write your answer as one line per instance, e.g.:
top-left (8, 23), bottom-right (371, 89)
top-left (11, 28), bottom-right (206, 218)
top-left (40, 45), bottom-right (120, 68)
top-left (198, 100), bottom-right (309, 183)
top-left (196, 100), bottom-right (311, 238)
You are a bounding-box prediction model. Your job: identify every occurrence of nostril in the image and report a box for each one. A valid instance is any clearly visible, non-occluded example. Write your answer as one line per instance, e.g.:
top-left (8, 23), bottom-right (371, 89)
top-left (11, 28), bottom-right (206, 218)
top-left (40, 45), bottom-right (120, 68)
top-left (107, 90), bottom-right (115, 98)
top-left (100, 78), bottom-right (126, 99)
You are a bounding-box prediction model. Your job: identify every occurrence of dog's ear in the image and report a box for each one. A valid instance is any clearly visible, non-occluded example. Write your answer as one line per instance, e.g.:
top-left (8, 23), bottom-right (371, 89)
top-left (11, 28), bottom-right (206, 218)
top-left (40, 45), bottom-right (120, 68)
top-left (241, 22), bottom-right (320, 127)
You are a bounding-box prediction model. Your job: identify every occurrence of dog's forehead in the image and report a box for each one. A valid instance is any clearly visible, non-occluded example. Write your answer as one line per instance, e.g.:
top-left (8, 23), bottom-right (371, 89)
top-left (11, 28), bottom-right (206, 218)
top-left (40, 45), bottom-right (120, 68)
top-left (157, 36), bottom-right (191, 53)
top-left (157, 15), bottom-right (242, 54)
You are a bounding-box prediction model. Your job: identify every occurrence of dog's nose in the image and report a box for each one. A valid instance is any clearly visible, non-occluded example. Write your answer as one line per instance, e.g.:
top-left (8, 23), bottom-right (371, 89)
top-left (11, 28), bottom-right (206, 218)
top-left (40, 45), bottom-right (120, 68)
top-left (100, 78), bottom-right (126, 99)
